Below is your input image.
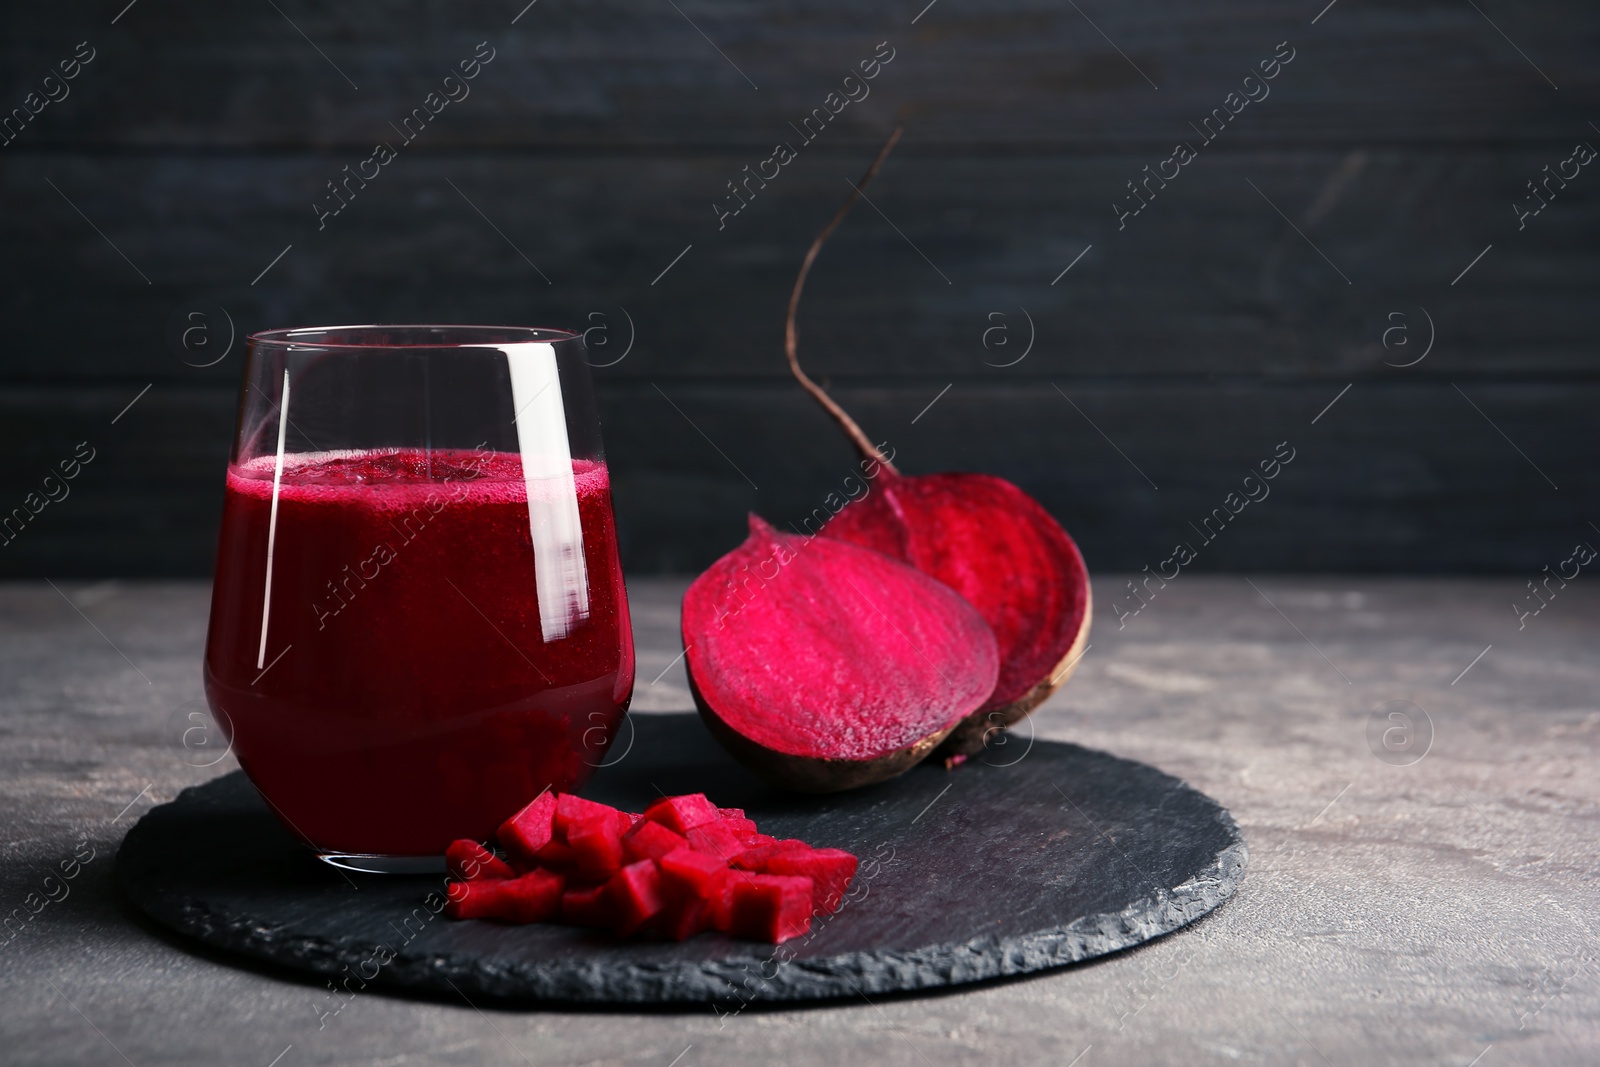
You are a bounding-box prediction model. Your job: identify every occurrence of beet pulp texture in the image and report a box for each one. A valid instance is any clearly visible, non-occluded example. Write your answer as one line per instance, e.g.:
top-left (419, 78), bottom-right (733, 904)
top-left (442, 790), bottom-right (860, 944)
top-left (682, 516), bottom-right (1000, 791)
top-left (781, 127), bottom-right (1091, 758)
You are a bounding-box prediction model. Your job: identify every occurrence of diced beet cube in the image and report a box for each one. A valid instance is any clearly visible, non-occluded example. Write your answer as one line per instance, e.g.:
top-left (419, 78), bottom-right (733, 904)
top-left (605, 859), bottom-right (667, 935)
top-left (658, 846), bottom-right (727, 899)
top-left (729, 873), bottom-right (814, 943)
top-left (742, 832), bottom-right (777, 848)
top-left (718, 807), bottom-right (746, 821)
top-left (719, 815), bottom-right (759, 838)
top-left (566, 815), bottom-right (624, 881)
top-left (732, 840), bottom-right (811, 871)
top-left (642, 793), bottom-right (722, 834)
top-left (560, 884), bottom-right (610, 927)
top-left (444, 869), bottom-right (563, 923)
top-left (496, 869), bottom-right (565, 922)
top-left (706, 869), bottom-right (753, 932)
top-left (497, 790), bottom-right (557, 869)
top-left (445, 879), bottom-right (503, 920)
top-left (534, 838), bottom-right (579, 875)
top-left (445, 839), bottom-right (515, 882)
top-left (686, 820), bottom-right (748, 862)
top-left (555, 793), bottom-right (625, 836)
top-left (622, 819), bottom-right (688, 863)
top-left (649, 893), bottom-right (708, 941)
top-left (764, 848), bottom-right (859, 913)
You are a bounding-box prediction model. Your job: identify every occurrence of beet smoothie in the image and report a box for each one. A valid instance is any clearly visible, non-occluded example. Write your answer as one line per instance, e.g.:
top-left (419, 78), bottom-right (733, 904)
top-left (204, 447), bottom-right (633, 856)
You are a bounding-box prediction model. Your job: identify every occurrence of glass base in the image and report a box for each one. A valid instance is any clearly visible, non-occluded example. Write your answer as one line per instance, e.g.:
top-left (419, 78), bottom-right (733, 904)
top-left (316, 852), bottom-right (447, 875)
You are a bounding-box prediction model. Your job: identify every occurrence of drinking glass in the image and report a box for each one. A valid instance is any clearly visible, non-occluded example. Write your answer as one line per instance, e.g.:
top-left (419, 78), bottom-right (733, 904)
top-left (203, 325), bottom-right (634, 870)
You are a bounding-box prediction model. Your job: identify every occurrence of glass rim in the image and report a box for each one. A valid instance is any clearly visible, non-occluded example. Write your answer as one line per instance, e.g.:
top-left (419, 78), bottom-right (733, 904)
top-left (247, 324), bottom-right (582, 350)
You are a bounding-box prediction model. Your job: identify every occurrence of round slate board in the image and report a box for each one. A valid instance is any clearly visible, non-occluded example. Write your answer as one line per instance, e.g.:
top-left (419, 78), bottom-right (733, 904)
top-left (117, 713), bottom-right (1246, 1006)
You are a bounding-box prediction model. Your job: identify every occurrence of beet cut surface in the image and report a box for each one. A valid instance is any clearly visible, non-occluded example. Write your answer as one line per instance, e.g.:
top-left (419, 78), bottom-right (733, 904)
top-left (727, 873), bottom-right (814, 943)
top-left (682, 515), bottom-right (999, 792)
top-left (621, 819), bottom-right (688, 863)
top-left (495, 790), bottom-right (555, 868)
top-left (445, 869), bottom-right (563, 923)
top-left (822, 470), bottom-right (1091, 751)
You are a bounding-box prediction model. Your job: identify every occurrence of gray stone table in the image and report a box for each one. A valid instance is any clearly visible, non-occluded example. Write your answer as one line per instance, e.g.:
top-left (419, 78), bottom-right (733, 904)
top-left (3, 576), bottom-right (1598, 1066)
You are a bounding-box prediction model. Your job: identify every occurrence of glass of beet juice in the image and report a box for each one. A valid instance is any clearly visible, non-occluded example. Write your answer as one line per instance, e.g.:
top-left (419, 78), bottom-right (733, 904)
top-left (204, 326), bottom-right (634, 871)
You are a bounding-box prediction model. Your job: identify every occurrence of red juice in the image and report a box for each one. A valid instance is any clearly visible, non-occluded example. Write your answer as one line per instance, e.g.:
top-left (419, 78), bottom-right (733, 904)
top-left (203, 447), bottom-right (634, 856)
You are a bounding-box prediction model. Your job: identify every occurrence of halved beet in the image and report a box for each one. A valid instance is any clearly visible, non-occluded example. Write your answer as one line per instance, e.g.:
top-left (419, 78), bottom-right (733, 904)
top-left (822, 471), bottom-right (1091, 753)
top-left (682, 516), bottom-right (999, 792)
top-left (781, 128), bottom-right (1092, 755)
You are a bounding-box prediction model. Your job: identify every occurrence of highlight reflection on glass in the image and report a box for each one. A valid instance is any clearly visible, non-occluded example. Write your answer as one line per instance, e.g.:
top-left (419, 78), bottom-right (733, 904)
top-left (203, 326), bottom-right (634, 869)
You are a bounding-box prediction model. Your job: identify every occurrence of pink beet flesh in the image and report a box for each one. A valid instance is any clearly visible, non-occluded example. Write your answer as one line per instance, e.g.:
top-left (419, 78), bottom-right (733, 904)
top-left (727, 873), bottom-right (814, 943)
top-left (605, 859), bottom-right (668, 935)
top-left (496, 791), bottom-right (557, 868)
top-left (822, 472), bottom-right (1089, 711)
top-left (642, 793), bottom-right (721, 834)
top-left (763, 848), bottom-right (858, 913)
top-left (448, 792), bottom-right (857, 944)
top-left (682, 515), bottom-right (999, 762)
top-left (445, 869), bottom-right (563, 923)
top-left (565, 815), bottom-right (625, 881)
top-left (622, 819), bottom-right (689, 863)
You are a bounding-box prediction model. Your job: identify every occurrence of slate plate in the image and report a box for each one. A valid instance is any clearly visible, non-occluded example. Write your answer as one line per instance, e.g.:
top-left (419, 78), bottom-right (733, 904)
top-left (116, 713), bottom-right (1246, 1006)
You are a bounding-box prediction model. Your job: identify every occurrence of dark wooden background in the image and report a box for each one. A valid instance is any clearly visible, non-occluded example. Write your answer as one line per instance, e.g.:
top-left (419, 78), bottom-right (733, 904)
top-left (2, 0), bottom-right (1595, 577)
